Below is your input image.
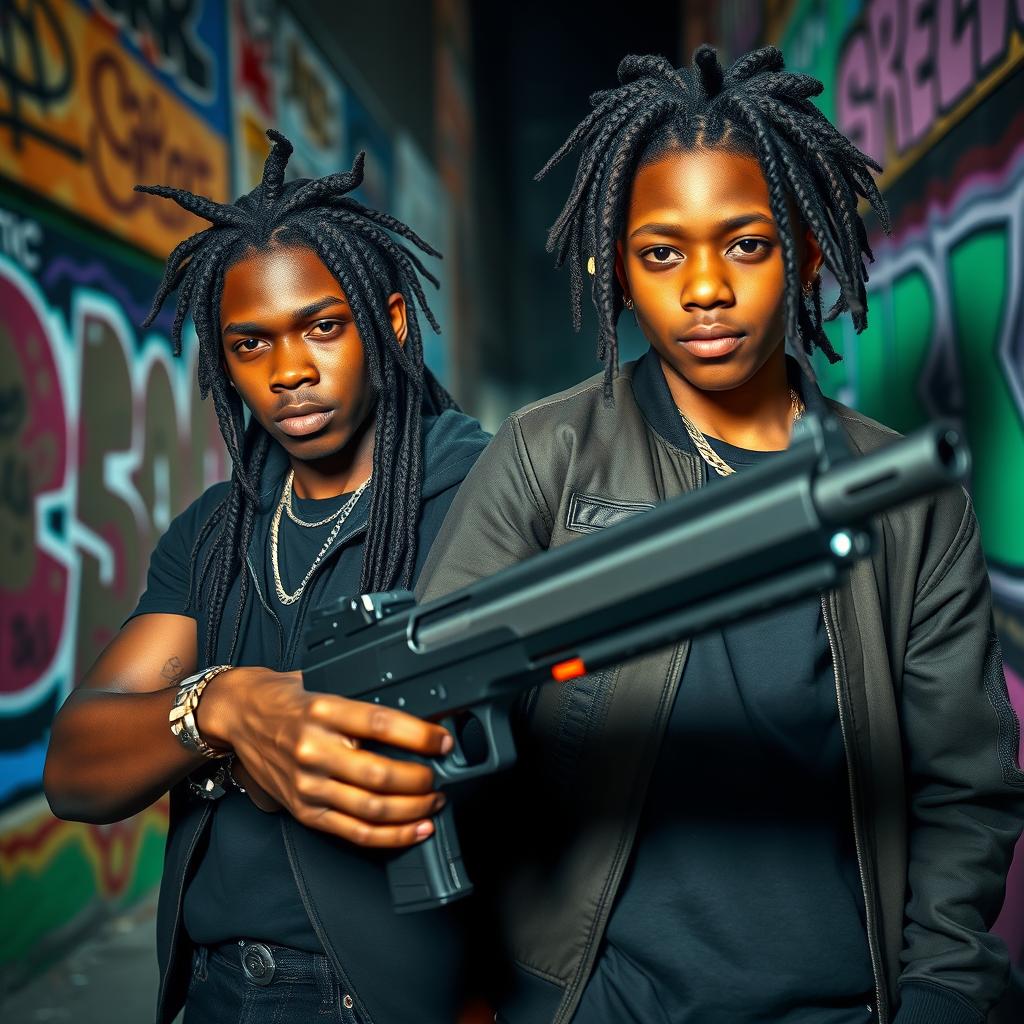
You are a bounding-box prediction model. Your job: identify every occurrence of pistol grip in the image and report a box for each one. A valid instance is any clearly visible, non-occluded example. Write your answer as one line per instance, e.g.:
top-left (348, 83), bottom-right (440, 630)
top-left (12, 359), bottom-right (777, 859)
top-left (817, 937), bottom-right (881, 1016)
top-left (386, 801), bottom-right (473, 913)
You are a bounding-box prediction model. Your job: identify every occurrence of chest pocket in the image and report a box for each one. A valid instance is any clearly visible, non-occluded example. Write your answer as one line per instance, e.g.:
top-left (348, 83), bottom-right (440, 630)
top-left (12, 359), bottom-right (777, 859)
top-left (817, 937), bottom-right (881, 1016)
top-left (565, 491), bottom-right (656, 535)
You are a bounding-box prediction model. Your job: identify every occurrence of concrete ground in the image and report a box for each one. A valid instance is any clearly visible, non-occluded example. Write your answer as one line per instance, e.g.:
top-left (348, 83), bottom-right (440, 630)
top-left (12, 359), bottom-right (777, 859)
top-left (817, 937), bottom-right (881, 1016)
top-left (2, 893), bottom-right (175, 1024)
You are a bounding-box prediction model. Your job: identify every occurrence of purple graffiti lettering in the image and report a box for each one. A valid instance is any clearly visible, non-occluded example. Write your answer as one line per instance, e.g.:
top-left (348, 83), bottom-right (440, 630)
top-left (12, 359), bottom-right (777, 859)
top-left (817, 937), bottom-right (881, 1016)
top-left (838, 32), bottom-right (882, 164)
top-left (979, 0), bottom-right (1011, 69)
top-left (936, 0), bottom-right (976, 109)
top-left (0, 266), bottom-right (69, 700)
top-left (838, 0), bottom-right (1024, 163)
top-left (868, 0), bottom-right (913, 154)
top-left (41, 256), bottom-right (174, 333)
top-left (904, 0), bottom-right (937, 145)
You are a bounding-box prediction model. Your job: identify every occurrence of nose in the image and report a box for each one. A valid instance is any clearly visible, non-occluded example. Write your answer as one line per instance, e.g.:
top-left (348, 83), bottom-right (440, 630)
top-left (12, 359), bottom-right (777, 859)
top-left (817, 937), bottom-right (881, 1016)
top-left (269, 336), bottom-right (319, 392)
top-left (680, 251), bottom-right (734, 311)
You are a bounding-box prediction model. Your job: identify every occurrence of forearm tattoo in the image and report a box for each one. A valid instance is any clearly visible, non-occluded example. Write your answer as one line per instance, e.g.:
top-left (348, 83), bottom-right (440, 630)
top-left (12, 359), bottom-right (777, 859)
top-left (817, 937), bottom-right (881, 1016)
top-left (161, 656), bottom-right (186, 685)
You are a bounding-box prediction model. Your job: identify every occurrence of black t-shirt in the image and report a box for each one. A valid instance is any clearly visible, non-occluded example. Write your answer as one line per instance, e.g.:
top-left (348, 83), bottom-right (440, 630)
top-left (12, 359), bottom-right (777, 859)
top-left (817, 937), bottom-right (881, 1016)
top-left (575, 435), bottom-right (875, 1024)
top-left (132, 410), bottom-right (490, 1022)
top-left (132, 480), bottom-right (451, 955)
top-left (182, 488), bottom-right (358, 953)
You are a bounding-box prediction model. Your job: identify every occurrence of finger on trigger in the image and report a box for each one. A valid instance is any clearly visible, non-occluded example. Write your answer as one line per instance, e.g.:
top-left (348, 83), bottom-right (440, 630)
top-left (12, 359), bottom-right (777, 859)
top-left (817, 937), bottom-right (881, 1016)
top-left (339, 700), bottom-right (451, 755)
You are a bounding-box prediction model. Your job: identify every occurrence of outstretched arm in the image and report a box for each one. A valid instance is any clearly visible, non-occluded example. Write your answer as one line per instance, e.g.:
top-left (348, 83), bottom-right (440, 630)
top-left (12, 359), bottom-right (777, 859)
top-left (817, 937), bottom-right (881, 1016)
top-left (44, 611), bottom-right (453, 847)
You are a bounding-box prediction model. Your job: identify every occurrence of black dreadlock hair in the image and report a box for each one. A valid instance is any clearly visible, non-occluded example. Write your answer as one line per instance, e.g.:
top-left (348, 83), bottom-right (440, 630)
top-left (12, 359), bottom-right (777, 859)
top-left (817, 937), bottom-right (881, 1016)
top-left (138, 129), bottom-right (455, 664)
top-left (537, 45), bottom-right (891, 394)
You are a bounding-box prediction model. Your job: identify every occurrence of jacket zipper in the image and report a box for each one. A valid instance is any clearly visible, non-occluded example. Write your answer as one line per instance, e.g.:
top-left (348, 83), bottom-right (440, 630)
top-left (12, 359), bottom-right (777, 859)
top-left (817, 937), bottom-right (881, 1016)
top-left (280, 818), bottom-right (373, 1024)
top-left (282, 522), bottom-right (369, 664)
top-left (246, 553), bottom-right (285, 665)
top-left (260, 522), bottom-right (373, 1020)
top-left (822, 594), bottom-right (888, 1023)
top-left (156, 804), bottom-right (212, 1023)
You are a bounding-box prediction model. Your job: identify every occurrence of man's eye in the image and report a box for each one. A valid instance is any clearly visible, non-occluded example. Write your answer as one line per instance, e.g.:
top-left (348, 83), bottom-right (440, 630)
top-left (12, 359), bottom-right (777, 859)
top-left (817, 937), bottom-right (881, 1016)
top-left (732, 238), bottom-right (768, 256)
top-left (237, 338), bottom-right (262, 352)
top-left (312, 320), bottom-right (342, 335)
top-left (644, 246), bottom-right (681, 263)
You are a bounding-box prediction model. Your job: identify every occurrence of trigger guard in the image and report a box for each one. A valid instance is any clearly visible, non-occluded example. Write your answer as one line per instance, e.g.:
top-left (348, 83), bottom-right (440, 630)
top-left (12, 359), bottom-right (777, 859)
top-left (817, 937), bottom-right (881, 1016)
top-left (431, 705), bottom-right (517, 784)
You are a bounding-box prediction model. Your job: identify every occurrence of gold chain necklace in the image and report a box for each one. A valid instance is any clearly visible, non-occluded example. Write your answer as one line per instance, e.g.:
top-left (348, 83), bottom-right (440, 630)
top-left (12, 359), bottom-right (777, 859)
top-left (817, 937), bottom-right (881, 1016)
top-left (270, 469), bottom-right (371, 605)
top-left (677, 389), bottom-right (804, 478)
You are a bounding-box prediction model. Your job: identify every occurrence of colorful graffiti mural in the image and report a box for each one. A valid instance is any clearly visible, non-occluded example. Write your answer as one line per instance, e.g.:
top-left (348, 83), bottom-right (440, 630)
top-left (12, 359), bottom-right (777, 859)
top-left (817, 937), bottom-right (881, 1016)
top-left (0, 0), bottom-right (454, 991)
top-left (0, 0), bottom-right (230, 259)
top-left (0, 192), bottom-right (229, 983)
top-left (230, 0), bottom-right (276, 194)
top-left (757, 0), bottom-right (1024, 985)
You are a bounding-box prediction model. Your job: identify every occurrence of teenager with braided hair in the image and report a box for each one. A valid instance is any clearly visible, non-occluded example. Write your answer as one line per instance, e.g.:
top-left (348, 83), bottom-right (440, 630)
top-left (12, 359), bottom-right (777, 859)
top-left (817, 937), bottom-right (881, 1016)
top-left (417, 47), bottom-right (1023, 1024)
top-left (45, 130), bottom-right (489, 1024)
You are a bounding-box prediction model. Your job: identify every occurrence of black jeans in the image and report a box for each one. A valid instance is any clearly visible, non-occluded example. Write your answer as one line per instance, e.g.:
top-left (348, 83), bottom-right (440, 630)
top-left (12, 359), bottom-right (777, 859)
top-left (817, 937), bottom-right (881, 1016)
top-left (183, 941), bottom-right (361, 1024)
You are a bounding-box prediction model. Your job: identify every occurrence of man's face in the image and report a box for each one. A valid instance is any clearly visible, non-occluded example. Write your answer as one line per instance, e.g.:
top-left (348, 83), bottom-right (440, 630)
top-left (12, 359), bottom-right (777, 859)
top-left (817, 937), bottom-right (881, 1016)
top-left (619, 147), bottom-right (814, 394)
top-left (219, 244), bottom-right (378, 464)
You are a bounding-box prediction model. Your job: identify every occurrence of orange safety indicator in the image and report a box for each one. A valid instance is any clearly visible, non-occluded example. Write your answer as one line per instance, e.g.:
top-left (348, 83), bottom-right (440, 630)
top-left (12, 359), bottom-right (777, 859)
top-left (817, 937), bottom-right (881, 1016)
top-left (551, 657), bottom-right (587, 682)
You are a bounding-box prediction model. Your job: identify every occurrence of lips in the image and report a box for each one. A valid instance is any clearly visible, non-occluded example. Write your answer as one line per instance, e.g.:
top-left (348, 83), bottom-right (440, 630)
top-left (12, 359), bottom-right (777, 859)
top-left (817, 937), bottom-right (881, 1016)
top-left (274, 404), bottom-right (336, 438)
top-left (677, 326), bottom-right (746, 358)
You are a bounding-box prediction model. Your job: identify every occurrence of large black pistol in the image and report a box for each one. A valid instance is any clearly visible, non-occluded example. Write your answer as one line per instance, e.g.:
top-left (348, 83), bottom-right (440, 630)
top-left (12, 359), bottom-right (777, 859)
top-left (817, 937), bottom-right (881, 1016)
top-left (303, 413), bottom-right (969, 913)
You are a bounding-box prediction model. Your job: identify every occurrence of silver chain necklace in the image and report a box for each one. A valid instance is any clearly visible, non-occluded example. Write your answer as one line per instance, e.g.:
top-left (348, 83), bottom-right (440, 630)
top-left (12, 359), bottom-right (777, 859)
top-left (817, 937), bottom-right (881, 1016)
top-left (270, 469), bottom-right (371, 605)
top-left (285, 484), bottom-right (353, 528)
top-left (678, 389), bottom-right (804, 478)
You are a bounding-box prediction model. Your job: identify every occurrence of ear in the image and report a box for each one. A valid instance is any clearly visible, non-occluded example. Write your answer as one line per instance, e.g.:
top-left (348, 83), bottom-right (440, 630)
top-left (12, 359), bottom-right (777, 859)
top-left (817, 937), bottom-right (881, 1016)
top-left (801, 229), bottom-right (824, 289)
top-left (387, 292), bottom-right (408, 347)
top-left (614, 241), bottom-right (630, 305)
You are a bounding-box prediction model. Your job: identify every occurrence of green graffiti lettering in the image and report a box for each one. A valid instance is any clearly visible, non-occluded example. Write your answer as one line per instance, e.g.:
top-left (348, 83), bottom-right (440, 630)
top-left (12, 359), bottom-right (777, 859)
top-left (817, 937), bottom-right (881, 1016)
top-left (949, 228), bottom-right (1024, 566)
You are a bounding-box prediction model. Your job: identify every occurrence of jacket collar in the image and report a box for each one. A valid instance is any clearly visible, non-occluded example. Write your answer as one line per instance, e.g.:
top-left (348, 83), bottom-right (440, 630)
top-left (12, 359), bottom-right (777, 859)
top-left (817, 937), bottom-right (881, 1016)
top-left (630, 345), bottom-right (830, 453)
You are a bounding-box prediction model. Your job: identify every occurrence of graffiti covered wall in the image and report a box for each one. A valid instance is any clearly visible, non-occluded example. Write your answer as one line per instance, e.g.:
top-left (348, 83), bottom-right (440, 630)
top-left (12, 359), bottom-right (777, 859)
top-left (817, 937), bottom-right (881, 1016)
top-left (0, 0), bottom-right (231, 988)
top-left (0, 0), bottom-right (456, 992)
top-left (0, 0), bottom-right (231, 258)
top-left (718, 0), bottom-right (1024, 976)
top-left (0, 191), bottom-right (229, 985)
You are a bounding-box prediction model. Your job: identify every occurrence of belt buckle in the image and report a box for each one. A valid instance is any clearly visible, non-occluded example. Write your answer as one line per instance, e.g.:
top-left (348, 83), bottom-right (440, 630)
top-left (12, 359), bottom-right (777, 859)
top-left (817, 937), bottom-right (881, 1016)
top-left (240, 941), bottom-right (276, 986)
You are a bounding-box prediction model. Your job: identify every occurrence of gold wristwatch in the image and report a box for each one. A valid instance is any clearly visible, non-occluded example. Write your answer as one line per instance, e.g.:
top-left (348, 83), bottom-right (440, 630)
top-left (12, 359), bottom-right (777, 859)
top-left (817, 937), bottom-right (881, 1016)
top-left (169, 665), bottom-right (232, 758)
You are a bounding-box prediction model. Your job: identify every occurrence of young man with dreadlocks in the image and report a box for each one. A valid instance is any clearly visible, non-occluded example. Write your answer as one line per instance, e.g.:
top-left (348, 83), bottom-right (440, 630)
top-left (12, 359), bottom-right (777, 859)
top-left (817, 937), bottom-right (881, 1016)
top-left (416, 47), bottom-right (1024, 1024)
top-left (45, 130), bottom-right (489, 1024)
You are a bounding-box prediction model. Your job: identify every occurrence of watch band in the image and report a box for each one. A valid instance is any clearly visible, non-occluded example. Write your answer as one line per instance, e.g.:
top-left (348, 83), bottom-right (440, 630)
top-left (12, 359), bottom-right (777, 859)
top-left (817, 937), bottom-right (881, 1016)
top-left (169, 665), bottom-right (232, 759)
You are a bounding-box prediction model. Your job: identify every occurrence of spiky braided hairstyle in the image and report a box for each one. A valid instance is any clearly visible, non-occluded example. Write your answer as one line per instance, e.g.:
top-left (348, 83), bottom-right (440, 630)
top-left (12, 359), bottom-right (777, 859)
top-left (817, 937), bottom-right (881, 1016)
top-left (537, 45), bottom-right (891, 393)
top-left (138, 129), bottom-right (455, 663)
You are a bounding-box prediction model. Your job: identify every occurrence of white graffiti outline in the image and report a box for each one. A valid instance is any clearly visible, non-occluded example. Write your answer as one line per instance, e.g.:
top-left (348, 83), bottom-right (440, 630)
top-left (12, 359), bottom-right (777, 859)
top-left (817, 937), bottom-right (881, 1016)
top-left (0, 261), bottom-right (203, 717)
top-left (835, 152), bottom-right (1024, 607)
top-left (73, 290), bottom-right (197, 554)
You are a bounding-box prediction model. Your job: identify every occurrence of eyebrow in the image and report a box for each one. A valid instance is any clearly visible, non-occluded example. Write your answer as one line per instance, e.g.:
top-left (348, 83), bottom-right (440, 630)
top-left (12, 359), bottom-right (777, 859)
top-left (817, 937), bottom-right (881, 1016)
top-left (222, 295), bottom-right (348, 336)
top-left (629, 213), bottom-right (775, 240)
